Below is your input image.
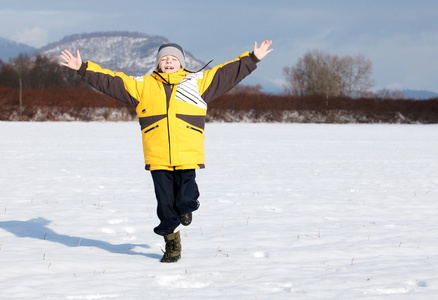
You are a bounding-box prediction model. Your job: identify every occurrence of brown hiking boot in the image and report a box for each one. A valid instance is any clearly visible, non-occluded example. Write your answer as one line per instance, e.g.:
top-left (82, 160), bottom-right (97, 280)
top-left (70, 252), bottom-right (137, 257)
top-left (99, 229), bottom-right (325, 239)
top-left (160, 231), bottom-right (181, 263)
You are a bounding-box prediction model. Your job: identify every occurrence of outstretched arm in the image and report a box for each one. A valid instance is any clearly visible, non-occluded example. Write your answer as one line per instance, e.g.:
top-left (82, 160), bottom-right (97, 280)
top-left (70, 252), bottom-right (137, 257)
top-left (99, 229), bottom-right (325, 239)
top-left (253, 40), bottom-right (273, 60)
top-left (60, 50), bottom-right (140, 107)
top-left (60, 49), bottom-right (82, 71)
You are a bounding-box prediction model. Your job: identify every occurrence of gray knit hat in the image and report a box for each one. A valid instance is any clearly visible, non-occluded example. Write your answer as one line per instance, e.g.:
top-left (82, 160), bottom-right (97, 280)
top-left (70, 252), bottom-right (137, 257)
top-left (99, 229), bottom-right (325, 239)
top-left (156, 43), bottom-right (186, 70)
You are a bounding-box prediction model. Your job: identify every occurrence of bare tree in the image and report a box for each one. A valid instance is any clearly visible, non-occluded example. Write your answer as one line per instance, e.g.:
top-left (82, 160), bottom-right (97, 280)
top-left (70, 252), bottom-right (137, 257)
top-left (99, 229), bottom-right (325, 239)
top-left (338, 54), bottom-right (373, 97)
top-left (28, 55), bottom-right (68, 89)
top-left (0, 61), bottom-right (20, 88)
top-left (283, 50), bottom-right (373, 97)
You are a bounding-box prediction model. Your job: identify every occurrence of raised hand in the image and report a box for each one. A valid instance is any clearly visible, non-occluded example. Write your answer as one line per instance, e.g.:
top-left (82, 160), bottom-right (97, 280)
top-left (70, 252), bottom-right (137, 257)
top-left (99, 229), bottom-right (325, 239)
top-left (253, 40), bottom-right (273, 60)
top-left (60, 49), bottom-right (82, 71)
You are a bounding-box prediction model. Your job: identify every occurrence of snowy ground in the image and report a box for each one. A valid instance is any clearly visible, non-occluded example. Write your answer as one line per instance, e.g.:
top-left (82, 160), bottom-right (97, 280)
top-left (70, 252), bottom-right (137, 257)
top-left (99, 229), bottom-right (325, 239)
top-left (0, 122), bottom-right (437, 299)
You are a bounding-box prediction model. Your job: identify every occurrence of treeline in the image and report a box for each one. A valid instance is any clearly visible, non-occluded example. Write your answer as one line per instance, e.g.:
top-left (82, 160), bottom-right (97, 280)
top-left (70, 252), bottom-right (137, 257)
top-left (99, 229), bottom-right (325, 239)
top-left (208, 93), bottom-right (438, 123)
top-left (0, 54), bottom-right (87, 89)
top-left (0, 86), bottom-right (136, 121)
top-left (1, 86), bottom-right (437, 123)
top-left (1, 53), bottom-right (437, 123)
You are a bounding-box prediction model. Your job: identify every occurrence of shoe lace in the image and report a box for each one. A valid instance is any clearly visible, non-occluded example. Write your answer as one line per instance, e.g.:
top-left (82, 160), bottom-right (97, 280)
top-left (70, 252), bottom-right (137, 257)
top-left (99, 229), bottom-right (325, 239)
top-left (162, 239), bottom-right (179, 256)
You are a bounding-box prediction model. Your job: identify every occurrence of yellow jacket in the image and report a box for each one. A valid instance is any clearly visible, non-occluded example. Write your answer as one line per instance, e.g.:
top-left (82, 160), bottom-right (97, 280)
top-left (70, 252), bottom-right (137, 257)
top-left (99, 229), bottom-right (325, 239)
top-left (78, 51), bottom-right (259, 170)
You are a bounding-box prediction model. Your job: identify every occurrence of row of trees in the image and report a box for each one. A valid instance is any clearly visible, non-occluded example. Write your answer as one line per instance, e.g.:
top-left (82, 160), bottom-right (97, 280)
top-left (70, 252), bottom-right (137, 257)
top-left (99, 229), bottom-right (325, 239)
top-left (0, 54), bottom-right (87, 90)
top-left (2, 85), bottom-right (437, 123)
top-left (0, 50), bottom-right (410, 100)
top-left (283, 50), bottom-right (375, 97)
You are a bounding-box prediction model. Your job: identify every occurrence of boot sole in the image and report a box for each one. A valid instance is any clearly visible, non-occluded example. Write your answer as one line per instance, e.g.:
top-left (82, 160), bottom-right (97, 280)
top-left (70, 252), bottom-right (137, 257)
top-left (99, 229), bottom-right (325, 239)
top-left (160, 254), bottom-right (181, 263)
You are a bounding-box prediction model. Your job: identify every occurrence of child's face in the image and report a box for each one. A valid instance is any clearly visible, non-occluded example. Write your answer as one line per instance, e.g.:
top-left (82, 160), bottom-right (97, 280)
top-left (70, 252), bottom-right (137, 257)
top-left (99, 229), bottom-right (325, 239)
top-left (159, 55), bottom-right (182, 73)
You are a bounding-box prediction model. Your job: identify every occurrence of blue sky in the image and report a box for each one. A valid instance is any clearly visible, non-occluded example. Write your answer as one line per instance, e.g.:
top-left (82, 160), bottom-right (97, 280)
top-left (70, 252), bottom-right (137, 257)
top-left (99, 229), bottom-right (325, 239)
top-left (1, 0), bottom-right (437, 93)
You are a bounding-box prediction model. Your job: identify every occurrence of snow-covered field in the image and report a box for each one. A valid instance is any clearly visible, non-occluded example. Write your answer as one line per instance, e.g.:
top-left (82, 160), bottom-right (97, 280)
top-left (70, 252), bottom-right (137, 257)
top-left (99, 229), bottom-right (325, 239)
top-left (1, 122), bottom-right (437, 299)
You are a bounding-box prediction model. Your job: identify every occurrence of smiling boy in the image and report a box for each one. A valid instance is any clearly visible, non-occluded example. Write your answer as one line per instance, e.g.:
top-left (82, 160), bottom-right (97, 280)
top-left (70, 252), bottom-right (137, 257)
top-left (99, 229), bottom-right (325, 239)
top-left (157, 43), bottom-right (185, 73)
top-left (60, 40), bottom-right (273, 262)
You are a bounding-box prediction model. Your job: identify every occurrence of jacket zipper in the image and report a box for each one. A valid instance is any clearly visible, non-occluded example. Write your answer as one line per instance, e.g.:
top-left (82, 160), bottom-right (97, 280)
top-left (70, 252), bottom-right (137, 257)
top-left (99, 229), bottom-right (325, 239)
top-left (187, 126), bottom-right (203, 134)
top-left (143, 125), bottom-right (158, 134)
top-left (167, 84), bottom-right (173, 165)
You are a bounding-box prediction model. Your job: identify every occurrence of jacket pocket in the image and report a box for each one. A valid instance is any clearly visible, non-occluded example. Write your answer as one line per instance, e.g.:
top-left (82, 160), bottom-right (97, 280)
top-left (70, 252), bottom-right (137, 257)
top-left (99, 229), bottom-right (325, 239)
top-left (187, 125), bottom-right (203, 134)
top-left (144, 125), bottom-right (159, 134)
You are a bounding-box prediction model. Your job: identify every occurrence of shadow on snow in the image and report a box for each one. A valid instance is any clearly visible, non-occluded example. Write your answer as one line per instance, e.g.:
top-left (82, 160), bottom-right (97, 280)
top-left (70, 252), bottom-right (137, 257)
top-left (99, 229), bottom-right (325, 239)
top-left (0, 217), bottom-right (162, 260)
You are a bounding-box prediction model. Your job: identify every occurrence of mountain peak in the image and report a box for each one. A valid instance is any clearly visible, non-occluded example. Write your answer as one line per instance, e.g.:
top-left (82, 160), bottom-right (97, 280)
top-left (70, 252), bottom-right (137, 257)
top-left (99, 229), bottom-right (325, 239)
top-left (38, 31), bottom-right (206, 76)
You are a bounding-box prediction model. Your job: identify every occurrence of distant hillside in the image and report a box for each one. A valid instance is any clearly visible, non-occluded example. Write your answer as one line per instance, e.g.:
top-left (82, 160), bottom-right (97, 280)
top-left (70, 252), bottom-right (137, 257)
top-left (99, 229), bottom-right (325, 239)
top-left (0, 37), bottom-right (35, 61)
top-left (37, 31), bottom-right (206, 75)
top-left (402, 89), bottom-right (438, 100)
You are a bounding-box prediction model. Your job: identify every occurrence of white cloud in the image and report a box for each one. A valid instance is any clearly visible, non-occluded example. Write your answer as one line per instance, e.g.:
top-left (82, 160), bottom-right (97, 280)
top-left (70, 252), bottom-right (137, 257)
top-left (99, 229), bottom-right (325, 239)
top-left (13, 27), bottom-right (48, 48)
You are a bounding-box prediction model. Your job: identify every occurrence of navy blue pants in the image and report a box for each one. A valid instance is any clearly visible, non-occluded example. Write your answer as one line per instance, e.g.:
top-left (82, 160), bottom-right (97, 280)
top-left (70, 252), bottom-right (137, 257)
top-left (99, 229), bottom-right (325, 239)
top-left (151, 169), bottom-right (200, 236)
